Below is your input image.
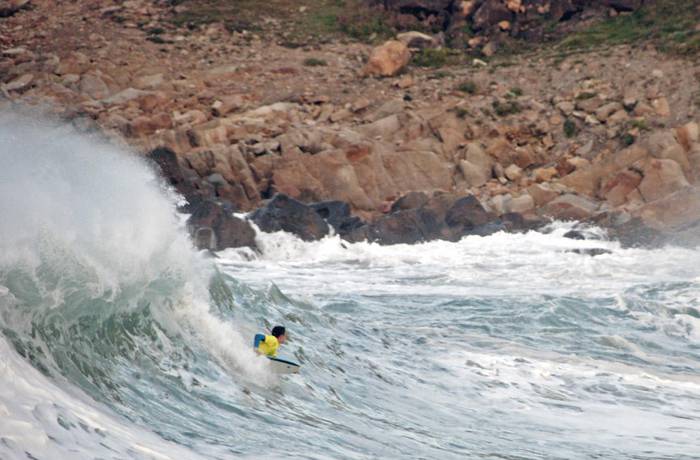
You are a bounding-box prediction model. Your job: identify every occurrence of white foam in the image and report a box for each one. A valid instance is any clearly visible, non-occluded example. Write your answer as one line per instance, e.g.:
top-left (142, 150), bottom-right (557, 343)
top-left (0, 337), bottom-right (206, 460)
top-left (218, 222), bottom-right (700, 300)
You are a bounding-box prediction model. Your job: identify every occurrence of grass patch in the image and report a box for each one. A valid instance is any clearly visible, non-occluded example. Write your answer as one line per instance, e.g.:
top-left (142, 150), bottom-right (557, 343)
top-left (492, 100), bottom-right (522, 117)
top-left (412, 48), bottom-right (460, 68)
top-left (628, 118), bottom-right (650, 131)
top-left (303, 57), bottom-right (328, 66)
top-left (575, 91), bottom-right (597, 101)
top-left (170, 0), bottom-right (394, 44)
top-left (453, 107), bottom-right (469, 119)
top-left (556, 0), bottom-right (700, 57)
top-left (428, 71), bottom-right (452, 79)
top-left (457, 80), bottom-right (477, 94)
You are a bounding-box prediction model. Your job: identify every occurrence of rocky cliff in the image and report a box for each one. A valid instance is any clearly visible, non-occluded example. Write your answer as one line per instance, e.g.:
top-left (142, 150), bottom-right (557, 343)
top-left (2, 0), bottom-right (699, 250)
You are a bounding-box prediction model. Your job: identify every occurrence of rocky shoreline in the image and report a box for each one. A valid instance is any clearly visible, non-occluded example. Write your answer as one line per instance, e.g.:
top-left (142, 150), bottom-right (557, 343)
top-left (2, 0), bottom-right (700, 252)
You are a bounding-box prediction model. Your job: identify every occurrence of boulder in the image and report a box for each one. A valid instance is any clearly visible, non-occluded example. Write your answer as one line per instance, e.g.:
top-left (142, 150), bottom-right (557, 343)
top-left (396, 31), bottom-right (437, 49)
top-left (445, 195), bottom-right (493, 232)
top-left (604, 0), bottom-right (643, 11)
top-left (251, 194), bottom-right (330, 241)
top-left (0, 0), bottom-right (30, 18)
top-left (147, 147), bottom-right (206, 211)
top-left (527, 183), bottom-right (559, 206)
top-left (133, 73), bottom-right (164, 90)
top-left (79, 74), bottom-right (110, 99)
top-left (3, 73), bottom-right (33, 91)
top-left (595, 102), bottom-right (623, 122)
top-left (363, 40), bottom-right (411, 78)
top-left (459, 160), bottom-right (490, 187)
top-left (212, 94), bottom-right (245, 116)
top-left (534, 166), bottom-right (558, 183)
top-left (390, 191), bottom-right (430, 212)
top-left (504, 164), bottom-right (523, 182)
top-left (459, 142), bottom-right (493, 187)
top-left (638, 159), bottom-right (689, 203)
top-left (127, 113), bottom-right (172, 137)
top-left (472, 0), bottom-right (512, 30)
top-left (675, 122), bottom-right (699, 151)
top-left (543, 194), bottom-right (599, 221)
top-left (310, 200), bottom-right (364, 235)
top-left (637, 187), bottom-right (700, 231)
top-left (102, 87), bottom-right (149, 105)
top-left (559, 167), bottom-right (600, 197)
top-left (505, 193), bottom-right (534, 214)
top-left (652, 97), bottom-right (671, 118)
top-left (364, 209), bottom-right (434, 245)
top-left (187, 200), bottom-right (257, 250)
top-left (601, 169), bottom-right (642, 207)
top-left (364, 192), bottom-right (457, 244)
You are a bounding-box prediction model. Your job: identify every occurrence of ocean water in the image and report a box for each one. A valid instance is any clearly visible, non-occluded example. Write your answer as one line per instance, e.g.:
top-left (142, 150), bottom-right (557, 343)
top-left (1, 115), bottom-right (699, 460)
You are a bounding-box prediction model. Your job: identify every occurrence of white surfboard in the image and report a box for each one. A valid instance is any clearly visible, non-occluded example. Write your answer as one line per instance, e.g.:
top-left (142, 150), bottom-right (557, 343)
top-left (268, 357), bottom-right (301, 374)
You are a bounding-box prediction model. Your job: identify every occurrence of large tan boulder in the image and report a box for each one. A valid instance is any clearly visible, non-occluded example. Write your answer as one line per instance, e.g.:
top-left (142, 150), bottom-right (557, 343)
top-left (601, 169), bottom-right (642, 207)
top-left (79, 73), bottom-right (110, 99)
top-left (527, 183), bottom-right (559, 206)
top-left (363, 40), bottom-right (411, 78)
top-left (268, 142), bottom-right (453, 212)
top-left (688, 145), bottom-right (700, 183)
top-left (458, 143), bottom-right (493, 187)
top-left (543, 194), bottom-right (599, 221)
top-left (638, 158), bottom-right (689, 202)
top-left (559, 167), bottom-right (600, 197)
top-left (675, 122), bottom-right (699, 151)
top-left (638, 187), bottom-right (700, 231)
top-left (506, 193), bottom-right (534, 214)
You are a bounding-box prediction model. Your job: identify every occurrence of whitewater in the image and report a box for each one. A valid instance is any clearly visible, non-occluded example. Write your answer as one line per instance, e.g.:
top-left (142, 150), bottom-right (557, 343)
top-left (1, 114), bottom-right (699, 460)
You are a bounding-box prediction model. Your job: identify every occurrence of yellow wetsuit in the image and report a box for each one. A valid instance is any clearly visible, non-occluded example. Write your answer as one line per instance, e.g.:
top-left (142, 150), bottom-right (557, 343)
top-left (257, 335), bottom-right (279, 357)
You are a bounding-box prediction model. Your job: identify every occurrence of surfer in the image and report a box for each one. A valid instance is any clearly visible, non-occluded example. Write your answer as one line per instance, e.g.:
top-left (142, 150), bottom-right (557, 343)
top-left (254, 326), bottom-right (287, 357)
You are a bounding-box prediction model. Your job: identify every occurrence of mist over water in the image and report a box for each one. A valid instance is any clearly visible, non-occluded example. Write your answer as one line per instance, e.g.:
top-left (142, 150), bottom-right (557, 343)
top-left (1, 113), bottom-right (699, 459)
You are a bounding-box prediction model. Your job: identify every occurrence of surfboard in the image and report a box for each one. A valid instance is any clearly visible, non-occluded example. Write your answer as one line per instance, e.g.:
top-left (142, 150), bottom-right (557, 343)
top-left (268, 356), bottom-right (301, 374)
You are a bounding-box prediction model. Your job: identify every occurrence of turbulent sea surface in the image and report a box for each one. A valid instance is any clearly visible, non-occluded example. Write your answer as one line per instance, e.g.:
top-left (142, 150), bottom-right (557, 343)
top-left (1, 116), bottom-right (699, 460)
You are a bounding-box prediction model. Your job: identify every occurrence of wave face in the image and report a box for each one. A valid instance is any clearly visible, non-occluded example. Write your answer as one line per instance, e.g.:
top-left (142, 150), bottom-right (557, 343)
top-left (2, 113), bottom-right (700, 459)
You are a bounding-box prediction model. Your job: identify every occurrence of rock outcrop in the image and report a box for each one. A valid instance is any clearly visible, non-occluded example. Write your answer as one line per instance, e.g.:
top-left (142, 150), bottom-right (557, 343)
top-left (251, 194), bottom-right (330, 241)
top-left (4, 0), bottom-right (699, 251)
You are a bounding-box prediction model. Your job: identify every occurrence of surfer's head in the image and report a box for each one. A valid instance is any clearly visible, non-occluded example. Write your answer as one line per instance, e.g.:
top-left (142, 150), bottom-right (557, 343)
top-left (271, 325), bottom-right (287, 344)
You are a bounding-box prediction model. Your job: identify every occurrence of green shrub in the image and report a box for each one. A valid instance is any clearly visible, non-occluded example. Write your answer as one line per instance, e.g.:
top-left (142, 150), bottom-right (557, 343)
top-left (621, 133), bottom-right (636, 146)
top-left (492, 100), bottom-right (521, 117)
top-left (412, 48), bottom-right (453, 68)
top-left (303, 57), bottom-right (328, 67)
top-left (457, 80), bottom-right (478, 94)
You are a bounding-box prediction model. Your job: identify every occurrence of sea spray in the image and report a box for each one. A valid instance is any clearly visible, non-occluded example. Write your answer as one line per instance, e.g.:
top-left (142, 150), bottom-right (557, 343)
top-left (0, 113), bottom-right (277, 459)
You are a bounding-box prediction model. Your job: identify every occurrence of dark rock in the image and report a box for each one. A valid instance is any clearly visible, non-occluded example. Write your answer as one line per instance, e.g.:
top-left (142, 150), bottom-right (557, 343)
top-left (187, 199), bottom-right (257, 250)
top-left (147, 146), bottom-right (208, 212)
top-left (605, 216), bottom-right (662, 248)
top-left (0, 0), bottom-right (30, 18)
top-left (366, 209), bottom-right (430, 245)
top-left (548, 0), bottom-right (583, 21)
top-left (569, 248), bottom-right (613, 256)
top-left (390, 191), bottom-right (430, 213)
top-left (445, 195), bottom-right (493, 232)
top-left (310, 200), bottom-right (364, 235)
top-left (563, 230), bottom-right (586, 240)
top-left (472, 1), bottom-right (512, 30)
top-left (251, 194), bottom-right (330, 241)
top-left (603, 0), bottom-right (643, 12)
